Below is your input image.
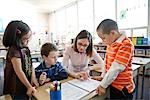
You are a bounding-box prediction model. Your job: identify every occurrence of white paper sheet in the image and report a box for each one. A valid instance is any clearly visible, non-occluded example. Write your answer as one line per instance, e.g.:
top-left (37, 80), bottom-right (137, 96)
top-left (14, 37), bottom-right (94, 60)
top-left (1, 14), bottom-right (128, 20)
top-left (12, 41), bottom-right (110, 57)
top-left (46, 82), bottom-right (89, 100)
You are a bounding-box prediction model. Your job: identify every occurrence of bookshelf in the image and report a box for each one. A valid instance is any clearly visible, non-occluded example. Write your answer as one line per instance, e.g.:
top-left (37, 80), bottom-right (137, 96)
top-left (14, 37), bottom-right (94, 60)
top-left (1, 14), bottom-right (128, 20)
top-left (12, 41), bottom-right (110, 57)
top-left (94, 44), bottom-right (150, 58)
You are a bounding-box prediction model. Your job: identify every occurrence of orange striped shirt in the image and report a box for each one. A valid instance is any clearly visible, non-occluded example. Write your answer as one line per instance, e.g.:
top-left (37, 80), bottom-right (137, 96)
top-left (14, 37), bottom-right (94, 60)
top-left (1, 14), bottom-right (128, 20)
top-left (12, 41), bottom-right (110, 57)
top-left (105, 35), bottom-right (135, 93)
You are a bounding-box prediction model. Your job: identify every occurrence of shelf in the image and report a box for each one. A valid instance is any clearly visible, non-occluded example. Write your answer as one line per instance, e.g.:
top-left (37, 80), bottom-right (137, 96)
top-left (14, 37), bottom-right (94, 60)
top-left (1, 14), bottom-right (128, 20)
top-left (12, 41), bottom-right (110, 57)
top-left (97, 50), bottom-right (106, 53)
top-left (94, 43), bottom-right (150, 58)
top-left (134, 54), bottom-right (150, 58)
top-left (134, 45), bottom-right (150, 47)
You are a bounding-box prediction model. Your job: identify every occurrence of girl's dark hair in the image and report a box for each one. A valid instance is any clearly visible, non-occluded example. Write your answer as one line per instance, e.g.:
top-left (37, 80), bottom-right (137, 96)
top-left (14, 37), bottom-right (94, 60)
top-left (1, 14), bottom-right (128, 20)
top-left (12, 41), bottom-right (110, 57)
top-left (96, 19), bottom-right (118, 34)
top-left (73, 30), bottom-right (93, 57)
top-left (41, 43), bottom-right (58, 57)
top-left (3, 20), bottom-right (30, 48)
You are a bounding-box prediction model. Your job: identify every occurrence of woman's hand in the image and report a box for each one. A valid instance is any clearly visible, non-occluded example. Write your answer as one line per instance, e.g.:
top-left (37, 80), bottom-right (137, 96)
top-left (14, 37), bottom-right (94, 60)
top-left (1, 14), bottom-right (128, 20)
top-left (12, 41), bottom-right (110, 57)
top-left (80, 71), bottom-right (89, 80)
top-left (75, 71), bottom-right (89, 80)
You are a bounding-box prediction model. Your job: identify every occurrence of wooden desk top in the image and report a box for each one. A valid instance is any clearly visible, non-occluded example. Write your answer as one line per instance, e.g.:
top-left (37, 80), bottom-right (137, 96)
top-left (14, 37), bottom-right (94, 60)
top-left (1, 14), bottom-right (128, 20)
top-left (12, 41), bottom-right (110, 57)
top-left (0, 95), bottom-right (12, 100)
top-left (33, 77), bottom-right (73, 100)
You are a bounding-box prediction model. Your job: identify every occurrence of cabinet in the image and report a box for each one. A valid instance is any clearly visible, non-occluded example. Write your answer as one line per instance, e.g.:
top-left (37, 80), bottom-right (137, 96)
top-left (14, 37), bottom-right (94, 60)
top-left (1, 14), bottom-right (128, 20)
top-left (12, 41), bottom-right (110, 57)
top-left (94, 44), bottom-right (106, 59)
top-left (134, 45), bottom-right (150, 57)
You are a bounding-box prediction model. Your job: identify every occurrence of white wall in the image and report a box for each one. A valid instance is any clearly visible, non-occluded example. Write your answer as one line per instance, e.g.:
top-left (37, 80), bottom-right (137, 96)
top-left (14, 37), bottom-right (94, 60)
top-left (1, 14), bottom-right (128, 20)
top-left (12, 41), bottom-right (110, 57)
top-left (29, 13), bottom-right (50, 52)
top-left (0, 0), bottom-right (50, 51)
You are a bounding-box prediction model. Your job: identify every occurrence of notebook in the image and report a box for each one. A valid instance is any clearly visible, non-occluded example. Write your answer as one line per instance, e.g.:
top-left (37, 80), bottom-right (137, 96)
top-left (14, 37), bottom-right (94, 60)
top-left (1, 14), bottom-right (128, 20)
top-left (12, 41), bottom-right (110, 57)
top-left (67, 78), bottom-right (100, 92)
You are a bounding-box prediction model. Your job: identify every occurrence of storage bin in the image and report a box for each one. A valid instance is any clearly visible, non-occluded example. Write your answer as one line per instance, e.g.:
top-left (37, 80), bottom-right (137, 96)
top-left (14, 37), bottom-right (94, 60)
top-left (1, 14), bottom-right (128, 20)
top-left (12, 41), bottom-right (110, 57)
top-left (146, 49), bottom-right (150, 56)
top-left (132, 37), bottom-right (137, 45)
top-left (142, 38), bottom-right (148, 45)
top-left (137, 37), bottom-right (143, 45)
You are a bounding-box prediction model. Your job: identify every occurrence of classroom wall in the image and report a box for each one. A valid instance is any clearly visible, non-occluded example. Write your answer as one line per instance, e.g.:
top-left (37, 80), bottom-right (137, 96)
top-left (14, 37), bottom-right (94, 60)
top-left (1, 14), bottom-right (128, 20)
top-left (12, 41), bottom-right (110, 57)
top-left (28, 13), bottom-right (51, 52)
top-left (0, 1), bottom-right (50, 94)
top-left (0, 0), bottom-right (50, 51)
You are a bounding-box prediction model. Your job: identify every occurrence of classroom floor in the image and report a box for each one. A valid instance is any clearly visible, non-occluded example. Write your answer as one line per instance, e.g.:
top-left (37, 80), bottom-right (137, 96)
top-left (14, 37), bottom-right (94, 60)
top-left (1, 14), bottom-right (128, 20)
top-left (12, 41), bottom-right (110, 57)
top-left (133, 75), bottom-right (150, 100)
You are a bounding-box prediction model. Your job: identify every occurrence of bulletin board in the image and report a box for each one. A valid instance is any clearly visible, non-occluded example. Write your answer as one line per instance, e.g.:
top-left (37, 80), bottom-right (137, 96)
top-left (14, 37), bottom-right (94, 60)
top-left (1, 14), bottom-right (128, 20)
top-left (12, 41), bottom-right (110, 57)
top-left (117, 0), bottom-right (148, 29)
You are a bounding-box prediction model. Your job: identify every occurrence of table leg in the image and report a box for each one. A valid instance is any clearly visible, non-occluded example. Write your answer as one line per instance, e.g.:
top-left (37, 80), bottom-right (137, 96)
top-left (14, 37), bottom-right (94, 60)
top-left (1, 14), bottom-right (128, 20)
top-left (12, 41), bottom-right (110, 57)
top-left (135, 68), bottom-right (139, 99)
top-left (141, 65), bottom-right (145, 99)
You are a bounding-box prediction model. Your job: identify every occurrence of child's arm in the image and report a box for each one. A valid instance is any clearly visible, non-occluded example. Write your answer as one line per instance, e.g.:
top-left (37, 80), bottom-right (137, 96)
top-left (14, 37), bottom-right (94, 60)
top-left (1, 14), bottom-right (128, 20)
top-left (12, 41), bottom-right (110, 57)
top-left (97, 61), bottom-right (125, 95)
top-left (31, 68), bottom-right (39, 88)
top-left (57, 68), bottom-right (68, 80)
top-left (50, 63), bottom-right (68, 81)
top-left (11, 57), bottom-right (36, 97)
top-left (100, 61), bottom-right (125, 88)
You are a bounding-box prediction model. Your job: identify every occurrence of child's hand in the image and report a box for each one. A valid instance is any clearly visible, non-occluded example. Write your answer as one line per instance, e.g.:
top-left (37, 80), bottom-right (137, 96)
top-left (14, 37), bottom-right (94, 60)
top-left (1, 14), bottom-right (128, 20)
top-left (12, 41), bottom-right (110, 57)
top-left (39, 72), bottom-right (47, 85)
top-left (26, 86), bottom-right (36, 97)
top-left (91, 76), bottom-right (103, 81)
top-left (96, 85), bottom-right (106, 95)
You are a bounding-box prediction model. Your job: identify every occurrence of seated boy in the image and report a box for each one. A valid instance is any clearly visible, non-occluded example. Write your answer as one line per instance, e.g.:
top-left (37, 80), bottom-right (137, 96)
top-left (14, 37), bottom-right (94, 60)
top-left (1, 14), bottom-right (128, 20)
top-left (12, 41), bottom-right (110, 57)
top-left (35, 43), bottom-right (68, 85)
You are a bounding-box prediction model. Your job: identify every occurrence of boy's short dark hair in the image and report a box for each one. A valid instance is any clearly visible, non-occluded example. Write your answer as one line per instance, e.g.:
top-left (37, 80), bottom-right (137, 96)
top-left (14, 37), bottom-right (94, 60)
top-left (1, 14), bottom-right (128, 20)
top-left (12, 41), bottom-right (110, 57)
top-left (41, 43), bottom-right (58, 57)
top-left (96, 19), bottom-right (118, 34)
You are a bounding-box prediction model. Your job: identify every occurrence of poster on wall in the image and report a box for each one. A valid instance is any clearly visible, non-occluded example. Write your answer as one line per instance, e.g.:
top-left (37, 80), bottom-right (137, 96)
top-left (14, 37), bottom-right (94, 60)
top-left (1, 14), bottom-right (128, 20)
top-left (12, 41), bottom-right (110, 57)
top-left (117, 0), bottom-right (148, 29)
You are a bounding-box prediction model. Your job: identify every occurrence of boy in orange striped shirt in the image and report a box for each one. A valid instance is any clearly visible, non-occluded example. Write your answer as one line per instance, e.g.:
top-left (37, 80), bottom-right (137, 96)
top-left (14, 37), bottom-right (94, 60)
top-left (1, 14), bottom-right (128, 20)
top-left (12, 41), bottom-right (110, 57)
top-left (96, 19), bottom-right (135, 99)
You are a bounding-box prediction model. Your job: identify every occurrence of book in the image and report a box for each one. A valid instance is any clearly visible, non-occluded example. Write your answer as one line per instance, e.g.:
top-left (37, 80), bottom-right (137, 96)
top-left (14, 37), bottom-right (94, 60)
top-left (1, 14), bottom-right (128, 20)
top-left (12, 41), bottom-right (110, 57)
top-left (67, 78), bottom-right (100, 92)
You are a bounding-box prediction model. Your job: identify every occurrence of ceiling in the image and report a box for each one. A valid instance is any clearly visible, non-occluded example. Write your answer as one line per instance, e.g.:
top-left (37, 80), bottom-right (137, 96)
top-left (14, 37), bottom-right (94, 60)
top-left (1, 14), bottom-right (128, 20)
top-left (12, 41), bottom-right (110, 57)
top-left (21, 0), bottom-right (77, 13)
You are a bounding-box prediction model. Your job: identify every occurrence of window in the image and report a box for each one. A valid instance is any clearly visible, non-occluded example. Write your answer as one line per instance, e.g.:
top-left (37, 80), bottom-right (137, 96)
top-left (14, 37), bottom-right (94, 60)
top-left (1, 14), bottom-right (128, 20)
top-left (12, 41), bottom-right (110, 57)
top-left (117, 0), bottom-right (148, 28)
top-left (78, 0), bottom-right (94, 33)
top-left (94, 0), bottom-right (116, 43)
top-left (133, 28), bottom-right (147, 37)
top-left (66, 4), bottom-right (78, 43)
top-left (55, 9), bottom-right (66, 44)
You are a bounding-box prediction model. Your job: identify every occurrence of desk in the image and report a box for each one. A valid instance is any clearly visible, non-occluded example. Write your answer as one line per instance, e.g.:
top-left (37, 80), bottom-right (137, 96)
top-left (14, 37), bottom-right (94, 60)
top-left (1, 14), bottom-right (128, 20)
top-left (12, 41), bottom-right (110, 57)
top-left (31, 52), bottom-right (41, 62)
top-left (132, 57), bottom-right (150, 99)
top-left (0, 95), bottom-right (12, 100)
top-left (33, 77), bottom-right (99, 100)
top-left (33, 77), bottom-right (73, 100)
top-left (32, 62), bottom-right (40, 69)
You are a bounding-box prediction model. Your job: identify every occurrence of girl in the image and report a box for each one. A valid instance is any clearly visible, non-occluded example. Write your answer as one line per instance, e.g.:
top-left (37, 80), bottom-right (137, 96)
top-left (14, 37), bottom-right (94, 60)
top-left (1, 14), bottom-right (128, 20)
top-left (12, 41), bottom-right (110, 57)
top-left (3, 20), bottom-right (39, 99)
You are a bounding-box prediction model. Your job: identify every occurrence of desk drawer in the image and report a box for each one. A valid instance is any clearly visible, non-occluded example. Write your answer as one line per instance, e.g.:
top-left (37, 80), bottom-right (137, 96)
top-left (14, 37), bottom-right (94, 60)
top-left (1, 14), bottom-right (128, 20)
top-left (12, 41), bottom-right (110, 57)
top-left (146, 49), bottom-right (150, 56)
top-left (134, 49), bottom-right (145, 55)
